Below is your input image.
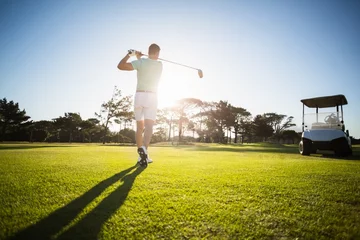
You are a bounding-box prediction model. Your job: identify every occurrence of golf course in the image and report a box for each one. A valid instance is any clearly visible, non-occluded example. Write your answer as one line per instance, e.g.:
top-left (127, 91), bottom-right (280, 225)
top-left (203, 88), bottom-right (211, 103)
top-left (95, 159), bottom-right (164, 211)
top-left (1, 143), bottom-right (359, 239)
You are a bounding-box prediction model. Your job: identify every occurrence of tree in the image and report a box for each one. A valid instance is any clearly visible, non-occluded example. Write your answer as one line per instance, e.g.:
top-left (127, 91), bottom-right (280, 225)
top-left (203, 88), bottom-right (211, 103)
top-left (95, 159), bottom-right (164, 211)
top-left (264, 113), bottom-right (296, 134)
top-left (218, 101), bottom-right (233, 143)
top-left (53, 113), bottom-right (82, 143)
top-left (80, 118), bottom-right (100, 142)
top-left (29, 120), bottom-right (54, 142)
top-left (0, 98), bottom-right (31, 141)
top-left (203, 100), bottom-right (230, 143)
top-left (95, 86), bottom-right (133, 144)
top-left (193, 101), bottom-right (216, 142)
top-left (281, 130), bottom-right (300, 144)
top-left (264, 113), bottom-right (296, 142)
top-left (119, 128), bottom-right (136, 143)
top-left (252, 114), bottom-right (274, 141)
top-left (173, 98), bottom-right (202, 142)
top-left (187, 121), bottom-right (196, 139)
top-left (240, 120), bottom-right (254, 143)
top-left (166, 108), bottom-right (178, 141)
top-left (151, 127), bottom-right (167, 143)
top-left (229, 106), bottom-right (251, 143)
top-left (156, 108), bottom-right (177, 141)
top-left (114, 111), bottom-right (133, 132)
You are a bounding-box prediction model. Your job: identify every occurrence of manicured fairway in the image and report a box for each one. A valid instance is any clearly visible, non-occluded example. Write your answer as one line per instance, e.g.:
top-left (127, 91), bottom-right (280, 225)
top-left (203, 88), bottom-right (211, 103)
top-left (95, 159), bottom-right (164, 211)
top-left (0, 143), bottom-right (359, 239)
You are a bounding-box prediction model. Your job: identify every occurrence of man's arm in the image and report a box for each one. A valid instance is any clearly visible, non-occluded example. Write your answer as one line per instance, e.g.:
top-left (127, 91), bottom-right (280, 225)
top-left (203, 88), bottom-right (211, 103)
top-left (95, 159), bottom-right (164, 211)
top-left (117, 54), bottom-right (133, 71)
top-left (117, 51), bottom-right (143, 71)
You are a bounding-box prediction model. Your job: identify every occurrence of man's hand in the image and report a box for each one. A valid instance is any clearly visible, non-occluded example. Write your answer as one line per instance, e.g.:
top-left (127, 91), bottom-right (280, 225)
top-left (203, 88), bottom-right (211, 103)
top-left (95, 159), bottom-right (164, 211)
top-left (128, 49), bottom-right (136, 57)
top-left (135, 51), bottom-right (143, 60)
top-left (128, 49), bottom-right (143, 59)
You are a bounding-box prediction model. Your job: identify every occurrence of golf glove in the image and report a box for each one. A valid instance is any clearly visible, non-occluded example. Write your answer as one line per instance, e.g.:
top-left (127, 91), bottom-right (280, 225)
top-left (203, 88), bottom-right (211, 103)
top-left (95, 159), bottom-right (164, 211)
top-left (128, 49), bottom-right (136, 57)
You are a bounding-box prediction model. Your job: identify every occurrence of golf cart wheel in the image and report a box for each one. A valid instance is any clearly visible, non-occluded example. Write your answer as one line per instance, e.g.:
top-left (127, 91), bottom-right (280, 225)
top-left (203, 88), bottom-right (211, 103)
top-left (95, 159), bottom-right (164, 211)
top-left (333, 138), bottom-right (352, 157)
top-left (299, 139), bottom-right (311, 156)
top-left (335, 148), bottom-right (352, 157)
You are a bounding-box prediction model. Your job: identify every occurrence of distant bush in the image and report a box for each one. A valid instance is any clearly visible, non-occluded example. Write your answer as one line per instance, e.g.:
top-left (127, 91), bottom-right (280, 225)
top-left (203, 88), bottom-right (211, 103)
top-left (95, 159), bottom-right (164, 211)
top-left (351, 137), bottom-right (360, 145)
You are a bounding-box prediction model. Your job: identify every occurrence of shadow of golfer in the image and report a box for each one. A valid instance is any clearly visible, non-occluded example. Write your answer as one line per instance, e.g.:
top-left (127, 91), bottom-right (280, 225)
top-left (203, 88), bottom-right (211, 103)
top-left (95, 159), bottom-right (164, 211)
top-left (58, 166), bottom-right (145, 239)
top-left (9, 164), bottom-right (145, 240)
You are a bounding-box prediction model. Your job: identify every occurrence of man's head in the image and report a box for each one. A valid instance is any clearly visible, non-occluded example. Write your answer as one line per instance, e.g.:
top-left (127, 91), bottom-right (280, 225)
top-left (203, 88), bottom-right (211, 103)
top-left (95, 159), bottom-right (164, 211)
top-left (148, 43), bottom-right (160, 59)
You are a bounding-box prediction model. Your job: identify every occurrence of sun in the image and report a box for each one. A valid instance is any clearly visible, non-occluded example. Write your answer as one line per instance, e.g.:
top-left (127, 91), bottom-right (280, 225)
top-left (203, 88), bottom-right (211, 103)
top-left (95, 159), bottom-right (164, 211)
top-left (157, 65), bottom-right (199, 109)
top-left (157, 78), bottom-right (184, 108)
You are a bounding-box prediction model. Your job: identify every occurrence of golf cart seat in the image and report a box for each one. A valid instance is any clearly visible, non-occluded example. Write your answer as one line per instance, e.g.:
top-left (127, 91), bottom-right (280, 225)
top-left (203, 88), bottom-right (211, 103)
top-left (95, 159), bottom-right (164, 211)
top-left (311, 122), bottom-right (342, 130)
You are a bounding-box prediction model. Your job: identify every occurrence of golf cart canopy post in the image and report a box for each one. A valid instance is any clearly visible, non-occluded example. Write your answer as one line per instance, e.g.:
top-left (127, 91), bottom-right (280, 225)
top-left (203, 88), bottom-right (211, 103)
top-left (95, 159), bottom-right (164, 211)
top-left (301, 94), bottom-right (348, 108)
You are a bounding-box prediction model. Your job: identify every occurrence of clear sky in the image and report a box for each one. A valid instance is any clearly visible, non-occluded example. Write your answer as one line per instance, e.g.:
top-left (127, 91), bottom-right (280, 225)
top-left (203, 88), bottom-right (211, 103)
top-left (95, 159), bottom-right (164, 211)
top-left (1, 0), bottom-right (360, 137)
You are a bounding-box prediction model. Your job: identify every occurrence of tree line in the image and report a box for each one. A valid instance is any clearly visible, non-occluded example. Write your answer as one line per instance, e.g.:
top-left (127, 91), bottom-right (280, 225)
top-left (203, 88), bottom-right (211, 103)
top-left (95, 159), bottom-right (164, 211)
top-left (0, 86), bottom-right (301, 144)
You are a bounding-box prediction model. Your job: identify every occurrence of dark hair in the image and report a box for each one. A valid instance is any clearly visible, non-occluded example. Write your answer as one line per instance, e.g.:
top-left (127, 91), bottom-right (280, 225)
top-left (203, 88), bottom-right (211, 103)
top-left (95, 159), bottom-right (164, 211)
top-left (149, 43), bottom-right (160, 55)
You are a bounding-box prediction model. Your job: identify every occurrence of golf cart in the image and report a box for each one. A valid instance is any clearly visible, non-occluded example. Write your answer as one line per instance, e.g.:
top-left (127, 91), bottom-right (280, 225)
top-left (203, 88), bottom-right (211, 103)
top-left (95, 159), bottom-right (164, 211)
top-left (299, 94), bottom-right (352, 156)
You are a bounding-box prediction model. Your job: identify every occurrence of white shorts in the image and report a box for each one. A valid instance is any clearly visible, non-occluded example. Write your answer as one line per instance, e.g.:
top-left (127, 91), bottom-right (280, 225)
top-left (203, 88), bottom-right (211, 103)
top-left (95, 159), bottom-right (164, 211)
top-left (134, 92), bottom-right (158, 121)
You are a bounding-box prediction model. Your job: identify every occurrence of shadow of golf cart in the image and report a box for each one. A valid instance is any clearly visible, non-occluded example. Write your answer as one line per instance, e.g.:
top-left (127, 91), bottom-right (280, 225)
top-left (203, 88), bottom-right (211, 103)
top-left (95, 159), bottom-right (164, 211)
top-left (299, 94), bottom-right (352, 157)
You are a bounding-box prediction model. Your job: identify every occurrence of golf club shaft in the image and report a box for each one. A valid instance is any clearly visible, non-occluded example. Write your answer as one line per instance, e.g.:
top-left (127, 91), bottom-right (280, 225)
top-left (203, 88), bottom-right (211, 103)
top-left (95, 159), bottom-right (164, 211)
top-left (143, 54), bottom-right (200, 71)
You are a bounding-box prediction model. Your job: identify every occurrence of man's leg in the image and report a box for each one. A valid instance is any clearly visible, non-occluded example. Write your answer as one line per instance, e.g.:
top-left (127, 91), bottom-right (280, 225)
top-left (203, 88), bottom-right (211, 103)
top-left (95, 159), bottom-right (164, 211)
top-left (136, 120), bottom-right (144, 148)
top-left (143, 119), bottom-right (155, 149)
top-left (136, 120), bottom-right (149, 166)
top-left (141, 93), bottom-right (157, 163)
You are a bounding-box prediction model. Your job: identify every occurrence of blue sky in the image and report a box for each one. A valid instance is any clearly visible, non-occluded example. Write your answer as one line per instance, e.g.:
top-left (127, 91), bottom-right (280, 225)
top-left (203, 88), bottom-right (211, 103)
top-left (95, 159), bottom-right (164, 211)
top-left (1, 0), bottom-right (360, 137)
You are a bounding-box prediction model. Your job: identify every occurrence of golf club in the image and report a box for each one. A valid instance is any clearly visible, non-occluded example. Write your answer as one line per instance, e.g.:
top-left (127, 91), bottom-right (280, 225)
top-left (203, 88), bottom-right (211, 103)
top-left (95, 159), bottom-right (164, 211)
top-left (128, 49), bottom-right (203, 78)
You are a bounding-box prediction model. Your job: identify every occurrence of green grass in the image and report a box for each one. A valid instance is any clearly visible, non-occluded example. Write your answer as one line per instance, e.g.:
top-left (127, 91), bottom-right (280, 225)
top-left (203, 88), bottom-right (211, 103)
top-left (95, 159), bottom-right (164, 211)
top-left (0, 143), bottom-right (360, 239)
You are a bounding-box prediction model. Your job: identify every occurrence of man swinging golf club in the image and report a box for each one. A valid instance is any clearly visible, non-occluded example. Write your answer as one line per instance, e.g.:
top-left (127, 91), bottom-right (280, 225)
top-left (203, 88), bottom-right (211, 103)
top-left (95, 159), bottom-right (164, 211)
top-left (117, 43), bottom-right (162, 167)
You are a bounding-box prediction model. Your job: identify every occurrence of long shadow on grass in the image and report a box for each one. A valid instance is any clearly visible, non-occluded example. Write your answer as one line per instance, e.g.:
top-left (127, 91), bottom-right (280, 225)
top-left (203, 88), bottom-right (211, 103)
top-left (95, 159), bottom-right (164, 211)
top-left (9, 165), bottom-right (145, 240)
top-left (183, 144), bottom-right (360, 160)
top-left (311, 151), bottom-right (360, 161)
top-left (184, 144), bottom-right (299, 154)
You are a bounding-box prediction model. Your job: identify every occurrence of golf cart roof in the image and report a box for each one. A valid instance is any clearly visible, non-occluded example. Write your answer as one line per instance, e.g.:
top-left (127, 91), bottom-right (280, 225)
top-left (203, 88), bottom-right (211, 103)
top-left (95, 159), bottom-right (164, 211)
top-left (301, 94), bottom-right (348, 108)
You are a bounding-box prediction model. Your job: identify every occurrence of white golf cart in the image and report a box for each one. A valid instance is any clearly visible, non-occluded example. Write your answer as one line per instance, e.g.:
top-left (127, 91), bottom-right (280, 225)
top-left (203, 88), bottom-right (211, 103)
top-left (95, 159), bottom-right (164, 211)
top-left (299, 94), bottom-right (352, 157)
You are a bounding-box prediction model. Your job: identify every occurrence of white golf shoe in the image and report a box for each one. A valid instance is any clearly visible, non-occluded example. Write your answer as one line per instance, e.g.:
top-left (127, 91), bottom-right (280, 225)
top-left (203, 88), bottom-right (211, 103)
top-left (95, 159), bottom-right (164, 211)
top-left (147, 156), bottom-right (153, 163)
top-left (137, 156), bottom-right (153, 164)
top-left (137, 146), bottom-right (152, 165)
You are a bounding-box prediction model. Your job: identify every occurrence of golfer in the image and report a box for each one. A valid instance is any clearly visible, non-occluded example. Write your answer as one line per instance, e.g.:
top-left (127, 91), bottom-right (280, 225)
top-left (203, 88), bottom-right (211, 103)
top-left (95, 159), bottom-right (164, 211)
top-left (117, 43), bottom-right (163, 165)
